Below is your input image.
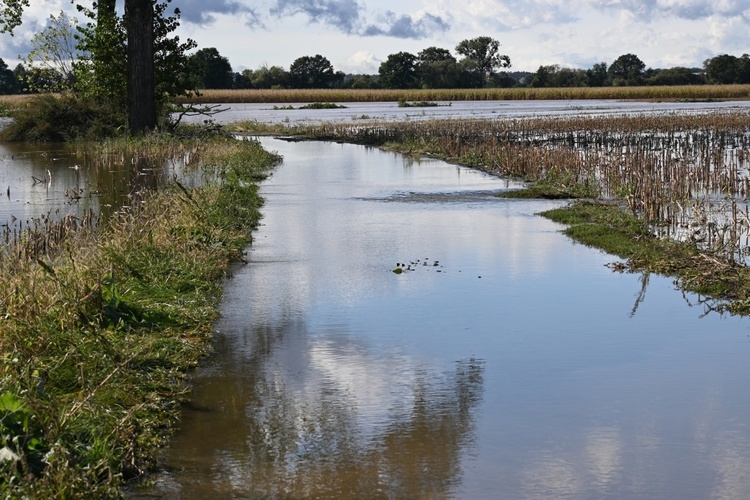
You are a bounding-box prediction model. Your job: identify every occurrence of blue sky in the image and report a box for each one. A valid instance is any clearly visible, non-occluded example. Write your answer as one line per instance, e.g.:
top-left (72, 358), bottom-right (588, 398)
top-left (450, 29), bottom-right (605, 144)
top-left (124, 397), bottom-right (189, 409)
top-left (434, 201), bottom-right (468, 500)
top-left (1, 0), bottom-right (748, 74)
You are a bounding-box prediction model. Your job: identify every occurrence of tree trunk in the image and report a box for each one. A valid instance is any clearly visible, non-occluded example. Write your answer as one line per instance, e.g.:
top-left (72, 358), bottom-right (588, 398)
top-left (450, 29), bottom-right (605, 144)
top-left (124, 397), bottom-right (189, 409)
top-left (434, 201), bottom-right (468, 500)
top-left (126, 0), bottom-right (156, 134)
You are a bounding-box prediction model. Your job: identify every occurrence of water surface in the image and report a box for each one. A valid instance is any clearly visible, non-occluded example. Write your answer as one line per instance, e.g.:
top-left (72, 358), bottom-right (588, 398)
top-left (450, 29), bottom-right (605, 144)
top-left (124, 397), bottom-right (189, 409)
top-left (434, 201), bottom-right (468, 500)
top-left (145, 138), bottom-right (750, 499)
top-left (182, 99), bottom-right (750, 126)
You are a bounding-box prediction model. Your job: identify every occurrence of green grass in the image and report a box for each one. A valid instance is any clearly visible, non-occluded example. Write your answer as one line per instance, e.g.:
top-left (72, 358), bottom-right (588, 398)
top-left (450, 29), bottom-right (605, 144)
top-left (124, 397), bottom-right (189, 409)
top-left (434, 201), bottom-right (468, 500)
top-left (0, 133), bottom-right (281, 497)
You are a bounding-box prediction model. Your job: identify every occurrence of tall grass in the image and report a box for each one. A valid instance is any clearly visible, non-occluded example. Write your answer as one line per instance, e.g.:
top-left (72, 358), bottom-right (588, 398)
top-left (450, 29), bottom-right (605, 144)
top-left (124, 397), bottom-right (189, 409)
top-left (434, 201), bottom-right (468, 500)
top-left (179, 85), bottom-right (750, 104)
top-left (0, 133), bottom-right (281, 497)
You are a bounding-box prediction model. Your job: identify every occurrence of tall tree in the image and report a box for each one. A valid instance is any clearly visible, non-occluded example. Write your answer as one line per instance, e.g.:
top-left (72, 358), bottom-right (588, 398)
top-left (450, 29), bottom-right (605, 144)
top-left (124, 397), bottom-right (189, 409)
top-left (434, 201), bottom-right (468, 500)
top-left (22, 11), bottom-right (79, 92)
top-left (455, 36), bottom-right (510, 86)
top-left (703, 54), bottom-right (740, 84)
top-left (126, 0), bottom-right (155, 134)
top-left (608, 54), bottom-right (645, 86)
top-left (1, 0), bottom-right (184, 134)
top-left (378, 51), bottom-right (417, 89)
top-left (417, 47), bottom-right (459, 89)
top-left (189, 47), bottom-right (233, 89)
top-left (289, 54), bottom-right (335, 88)
top-left (0, 58), bottom-right (19, 94)
top-left (586, 62), bottom-right (609, 87)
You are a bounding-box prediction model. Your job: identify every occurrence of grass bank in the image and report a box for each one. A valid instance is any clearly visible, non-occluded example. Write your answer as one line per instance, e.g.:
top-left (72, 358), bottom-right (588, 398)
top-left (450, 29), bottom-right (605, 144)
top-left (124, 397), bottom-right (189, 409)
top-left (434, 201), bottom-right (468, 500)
top-left (0, 133), bottom-right (280, 497)
top-left (179, 85), bottom-right (750, 104)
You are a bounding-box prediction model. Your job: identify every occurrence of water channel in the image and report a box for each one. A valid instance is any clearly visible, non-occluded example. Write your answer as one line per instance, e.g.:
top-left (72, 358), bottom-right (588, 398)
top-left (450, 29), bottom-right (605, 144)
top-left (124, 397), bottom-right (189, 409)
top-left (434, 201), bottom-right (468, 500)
top-left (143, 137), bottom-right (750, 499)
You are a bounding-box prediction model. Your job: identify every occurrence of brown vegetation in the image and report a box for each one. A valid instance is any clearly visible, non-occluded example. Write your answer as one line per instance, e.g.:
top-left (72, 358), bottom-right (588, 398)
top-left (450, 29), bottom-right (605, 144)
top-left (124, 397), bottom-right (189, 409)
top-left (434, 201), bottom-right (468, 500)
top-left (178, 85), bottom-right (750, 104)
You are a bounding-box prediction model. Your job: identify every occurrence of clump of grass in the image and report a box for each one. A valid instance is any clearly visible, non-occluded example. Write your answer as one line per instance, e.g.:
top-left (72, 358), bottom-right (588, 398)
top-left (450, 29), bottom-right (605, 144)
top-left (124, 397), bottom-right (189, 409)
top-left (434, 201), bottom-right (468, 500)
top-left (299, 102), bottom-right (346, 109)
top-left (397, 98), bottom-right (442, 108)
top-left (272, 102), bottom-right (346, 111)
top-left (0, 133), bottom-right (280, 497)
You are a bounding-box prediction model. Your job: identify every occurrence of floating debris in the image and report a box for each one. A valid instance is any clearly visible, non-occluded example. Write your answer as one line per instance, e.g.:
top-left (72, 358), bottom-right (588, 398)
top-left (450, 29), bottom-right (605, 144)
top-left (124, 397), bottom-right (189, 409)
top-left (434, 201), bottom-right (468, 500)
top-left (393, 258), bottom-right (444, 274)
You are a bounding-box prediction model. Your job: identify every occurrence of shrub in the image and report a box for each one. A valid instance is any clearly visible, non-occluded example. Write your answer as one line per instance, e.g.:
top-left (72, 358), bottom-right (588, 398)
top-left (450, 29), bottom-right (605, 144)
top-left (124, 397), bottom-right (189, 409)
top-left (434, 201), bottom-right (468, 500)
top-left (0, 94), bottom-right (126, 141)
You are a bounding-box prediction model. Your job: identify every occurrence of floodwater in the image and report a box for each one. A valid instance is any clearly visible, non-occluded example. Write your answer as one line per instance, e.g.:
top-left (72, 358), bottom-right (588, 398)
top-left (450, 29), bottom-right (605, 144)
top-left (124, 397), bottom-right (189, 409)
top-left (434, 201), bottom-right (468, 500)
top-left (182, 99), bottom-right (750, 126)
top-left (144, 137), bottom-right (750, 499)
top-left (0, 141), bottom-right (180, 235)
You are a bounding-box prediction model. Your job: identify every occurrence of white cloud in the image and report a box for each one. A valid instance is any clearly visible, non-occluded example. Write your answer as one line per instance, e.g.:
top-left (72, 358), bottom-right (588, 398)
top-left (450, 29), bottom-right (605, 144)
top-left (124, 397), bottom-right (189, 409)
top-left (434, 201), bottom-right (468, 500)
top-left (341, 50), bottom-right (381, 73)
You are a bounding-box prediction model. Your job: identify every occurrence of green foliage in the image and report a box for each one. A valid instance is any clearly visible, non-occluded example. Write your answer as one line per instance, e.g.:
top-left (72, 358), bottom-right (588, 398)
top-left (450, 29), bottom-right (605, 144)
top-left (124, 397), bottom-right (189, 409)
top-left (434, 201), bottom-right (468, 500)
top-left (379, 52), bottom-right (418, 89)
top-left (21, 11), bottom-right (78, 93)
top-left (646, 67), bottom-right (705, 86)
top-left (289, 54), bottom-right (338, 88)
top-left (0, 58), bottom-right (19, 94)
top-left (240, 65), bottom-right (289, 89)
top-left (397, 99), bottom-right (440, 108)
top-left (74, 0), bottom-right (196, 125)
top-left (73, 1), bottom-right (126, 108)
top-left (0, 94), bottom-right (126, 141)
top-left (0, 0), bottom-right (29, 34)
top-left (608, 54), bottom-right (646, 86)
top-left (703, 54), bottom-right (750, 84)
top-left (417, 47), bottom-right (461, 89)
top-left (188, 47), bottom-right (233, 89)
top-left (455, 36), bottom-right (511, 85)
top-left (0, 391), bottom-right (48, 481)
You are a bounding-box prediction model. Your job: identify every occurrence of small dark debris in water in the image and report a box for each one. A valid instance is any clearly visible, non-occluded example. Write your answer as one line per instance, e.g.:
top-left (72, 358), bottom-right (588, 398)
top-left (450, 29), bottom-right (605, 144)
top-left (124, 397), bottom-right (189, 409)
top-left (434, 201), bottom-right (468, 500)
top-left (394, 258), bottom-right (443, 274)
top-left (478, 276), bottom-right (482, 278)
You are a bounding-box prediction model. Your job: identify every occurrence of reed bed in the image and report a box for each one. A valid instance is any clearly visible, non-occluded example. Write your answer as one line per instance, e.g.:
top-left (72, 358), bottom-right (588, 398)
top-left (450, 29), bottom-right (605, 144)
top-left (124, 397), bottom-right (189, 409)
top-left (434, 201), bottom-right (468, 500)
top-left (302, 111), bottom-right (750, 267)
top-left (179, 85), bottom-right (750, 104)
top-left (0, 134), bottom-right (280, 497)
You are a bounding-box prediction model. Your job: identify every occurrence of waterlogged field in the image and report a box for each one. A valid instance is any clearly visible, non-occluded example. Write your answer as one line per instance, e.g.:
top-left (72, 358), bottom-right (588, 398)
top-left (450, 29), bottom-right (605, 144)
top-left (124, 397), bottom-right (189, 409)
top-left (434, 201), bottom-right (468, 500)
top-left (301, 110), bottom-right (750, 267)
top-left (146, 137), bottom-right (750, 499)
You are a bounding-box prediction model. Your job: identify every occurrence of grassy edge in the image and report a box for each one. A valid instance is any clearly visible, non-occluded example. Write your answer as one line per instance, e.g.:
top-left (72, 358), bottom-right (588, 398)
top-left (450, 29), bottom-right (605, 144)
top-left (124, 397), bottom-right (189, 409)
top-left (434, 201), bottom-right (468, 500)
top-left (540, 201), bottom-right (750, 315)
top-left (0, 135), bottom-right (281, 497)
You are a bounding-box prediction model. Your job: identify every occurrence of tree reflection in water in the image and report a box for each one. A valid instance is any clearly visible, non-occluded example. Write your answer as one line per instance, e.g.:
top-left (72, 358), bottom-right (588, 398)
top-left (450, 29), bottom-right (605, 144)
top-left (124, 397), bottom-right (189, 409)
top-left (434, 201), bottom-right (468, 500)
top-left (155, 319), bottom-right (485, 498)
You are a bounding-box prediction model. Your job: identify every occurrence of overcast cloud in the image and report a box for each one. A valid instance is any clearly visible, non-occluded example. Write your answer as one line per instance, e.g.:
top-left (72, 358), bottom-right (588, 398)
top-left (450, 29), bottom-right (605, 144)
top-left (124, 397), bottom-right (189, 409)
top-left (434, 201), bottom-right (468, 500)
top-left (0, 0), bottom-right (748, 73)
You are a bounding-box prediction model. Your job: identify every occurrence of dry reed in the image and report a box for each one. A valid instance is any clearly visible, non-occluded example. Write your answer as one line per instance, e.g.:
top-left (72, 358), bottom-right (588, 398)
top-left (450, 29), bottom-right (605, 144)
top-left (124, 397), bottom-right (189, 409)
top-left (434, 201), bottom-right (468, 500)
top-left (178, 85), bottom-right (750, 104)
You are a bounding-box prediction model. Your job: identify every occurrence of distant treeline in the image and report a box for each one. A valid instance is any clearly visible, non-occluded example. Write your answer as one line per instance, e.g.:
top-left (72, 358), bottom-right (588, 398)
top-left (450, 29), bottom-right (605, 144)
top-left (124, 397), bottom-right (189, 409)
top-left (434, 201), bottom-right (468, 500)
top-left (2, 37), bottom-right (749, 95)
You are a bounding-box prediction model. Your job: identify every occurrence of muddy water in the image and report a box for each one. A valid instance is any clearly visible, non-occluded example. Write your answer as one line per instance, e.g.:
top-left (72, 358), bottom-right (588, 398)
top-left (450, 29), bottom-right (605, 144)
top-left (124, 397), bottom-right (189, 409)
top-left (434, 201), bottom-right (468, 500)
top-left (0, 142), bottom-right (173, 234)
top-left (146, 138), bottom-right (750, 499)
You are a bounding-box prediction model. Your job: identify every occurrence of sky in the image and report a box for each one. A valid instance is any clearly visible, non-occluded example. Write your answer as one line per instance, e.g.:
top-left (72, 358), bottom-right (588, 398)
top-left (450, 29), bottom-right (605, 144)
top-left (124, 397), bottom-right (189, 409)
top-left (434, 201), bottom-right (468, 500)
top-left (0, 0), bottom-right (748, 75)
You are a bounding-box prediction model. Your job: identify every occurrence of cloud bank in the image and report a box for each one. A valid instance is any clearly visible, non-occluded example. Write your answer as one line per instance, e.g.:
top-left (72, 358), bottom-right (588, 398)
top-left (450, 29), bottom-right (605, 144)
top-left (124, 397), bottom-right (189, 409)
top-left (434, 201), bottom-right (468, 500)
top-left (176, 0), bottom-right (450, 39)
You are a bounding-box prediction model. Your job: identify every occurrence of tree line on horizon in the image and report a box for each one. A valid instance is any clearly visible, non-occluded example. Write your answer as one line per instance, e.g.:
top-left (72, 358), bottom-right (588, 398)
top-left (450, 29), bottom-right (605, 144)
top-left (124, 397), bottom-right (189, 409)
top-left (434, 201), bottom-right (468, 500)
top-left (1, 33), bottom-right (749, 96)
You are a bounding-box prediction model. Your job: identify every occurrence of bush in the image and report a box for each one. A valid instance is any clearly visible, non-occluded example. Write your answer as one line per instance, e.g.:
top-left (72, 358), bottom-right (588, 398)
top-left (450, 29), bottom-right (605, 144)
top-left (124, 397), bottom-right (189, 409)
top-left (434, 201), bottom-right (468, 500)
top-left (0, 94), bottom-right (126, 141)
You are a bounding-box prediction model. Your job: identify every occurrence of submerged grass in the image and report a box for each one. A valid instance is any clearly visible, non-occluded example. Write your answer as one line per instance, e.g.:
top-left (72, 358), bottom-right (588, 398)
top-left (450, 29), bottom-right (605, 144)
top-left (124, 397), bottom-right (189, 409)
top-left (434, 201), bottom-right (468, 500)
top-left (0, 133), bottom-right (281, 497)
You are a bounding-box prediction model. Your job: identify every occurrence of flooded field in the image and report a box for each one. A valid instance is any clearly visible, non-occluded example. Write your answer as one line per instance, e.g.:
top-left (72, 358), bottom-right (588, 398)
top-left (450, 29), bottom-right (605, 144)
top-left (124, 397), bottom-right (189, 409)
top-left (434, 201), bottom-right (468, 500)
top-left (142, 138), bottom-right (750, 499)
top-left (181, 99), bottom-right (750, 126)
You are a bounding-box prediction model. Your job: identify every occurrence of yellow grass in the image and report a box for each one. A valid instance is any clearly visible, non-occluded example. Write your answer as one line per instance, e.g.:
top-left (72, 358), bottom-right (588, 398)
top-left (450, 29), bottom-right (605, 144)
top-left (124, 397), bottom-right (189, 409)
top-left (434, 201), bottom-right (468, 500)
top-left (0, 94), bottom-right (37, 109)
top-left (178, 85), bottom-right (750, 104)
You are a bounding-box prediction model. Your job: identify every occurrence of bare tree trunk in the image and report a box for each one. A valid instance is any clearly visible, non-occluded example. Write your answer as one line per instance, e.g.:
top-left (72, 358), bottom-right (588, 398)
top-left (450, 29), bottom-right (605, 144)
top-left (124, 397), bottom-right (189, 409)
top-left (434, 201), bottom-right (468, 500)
top-left (126, 0), bottom-right (156, 134)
